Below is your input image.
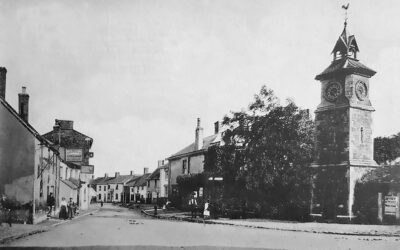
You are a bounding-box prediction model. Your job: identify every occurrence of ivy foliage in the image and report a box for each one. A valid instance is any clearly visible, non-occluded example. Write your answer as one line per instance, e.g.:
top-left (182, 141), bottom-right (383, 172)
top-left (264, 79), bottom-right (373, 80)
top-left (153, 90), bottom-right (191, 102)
top-left (374, 133), bottom-right (400, 164)
top-left (204, 85), bottom-right (315, 220)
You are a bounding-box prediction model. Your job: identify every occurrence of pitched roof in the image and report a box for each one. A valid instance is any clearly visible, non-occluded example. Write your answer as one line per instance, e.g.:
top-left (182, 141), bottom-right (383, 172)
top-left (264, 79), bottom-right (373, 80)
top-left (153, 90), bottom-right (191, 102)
top-left (361, 166), bottom-right (400, 184)
top-left (168, 134), bottom-right (220, 159)
top-left (0, 98), bottom-right (58, 154)
top-left (126, 173), bottom-right (151, 187)
top-left (315, 57), bottom-right (376, 81)
top-left (125, 176), bottom-right (142, 187)
top-left (148, 168), bottom-right (161, 180)
top-left (96, 177), bottom-right (115, 185)
top-left (61, 179), bottom-right (79, 190)
top-left (106, 175), bottom-right (136, 184)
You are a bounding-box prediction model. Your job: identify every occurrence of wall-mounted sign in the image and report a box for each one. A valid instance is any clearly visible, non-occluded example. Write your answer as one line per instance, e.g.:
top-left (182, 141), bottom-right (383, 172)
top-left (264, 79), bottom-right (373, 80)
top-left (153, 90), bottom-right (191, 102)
top-left (384, 195), bottom-right (398, 215)
top-left (66, 149), bottom-right (83, 162)
top-left (81, 165), bottom-right (94, 174)
top-left (88, 152), bottom-right (94, 158)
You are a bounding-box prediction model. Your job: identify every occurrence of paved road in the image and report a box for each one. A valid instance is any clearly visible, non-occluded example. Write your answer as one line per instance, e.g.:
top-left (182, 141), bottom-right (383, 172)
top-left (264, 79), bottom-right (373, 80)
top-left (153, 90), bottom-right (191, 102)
top-left (4, 204), bottom-right (400, 249)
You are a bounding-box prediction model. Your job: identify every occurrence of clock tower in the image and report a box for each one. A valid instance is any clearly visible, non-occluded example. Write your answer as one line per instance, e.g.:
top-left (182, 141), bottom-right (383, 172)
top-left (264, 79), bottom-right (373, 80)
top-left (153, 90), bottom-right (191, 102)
top-left (311, 20), bottom-right (378, 220)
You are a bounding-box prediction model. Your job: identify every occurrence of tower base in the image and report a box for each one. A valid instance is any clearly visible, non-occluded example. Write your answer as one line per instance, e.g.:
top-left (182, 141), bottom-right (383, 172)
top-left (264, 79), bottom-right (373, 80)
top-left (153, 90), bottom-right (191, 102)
top-left (310, 164), bottom-right (377, 221)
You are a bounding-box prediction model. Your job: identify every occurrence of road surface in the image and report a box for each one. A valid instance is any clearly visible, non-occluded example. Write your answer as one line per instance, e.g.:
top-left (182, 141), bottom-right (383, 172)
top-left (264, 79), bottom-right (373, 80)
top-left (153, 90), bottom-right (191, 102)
top-left (4, 204), bottom-right (400, 249)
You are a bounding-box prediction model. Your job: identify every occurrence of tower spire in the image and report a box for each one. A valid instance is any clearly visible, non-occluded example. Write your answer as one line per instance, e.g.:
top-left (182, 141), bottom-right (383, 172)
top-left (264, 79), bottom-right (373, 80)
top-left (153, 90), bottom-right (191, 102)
top-left (342, 3), bottom-right (350, 27)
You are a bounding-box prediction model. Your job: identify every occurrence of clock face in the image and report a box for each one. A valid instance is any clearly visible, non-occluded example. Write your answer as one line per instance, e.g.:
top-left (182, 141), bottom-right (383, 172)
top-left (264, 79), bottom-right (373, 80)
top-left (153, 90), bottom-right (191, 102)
top-left (325, 82), bottom-right (342, 102)
top-left (355, 81), bottom-right (368, 101)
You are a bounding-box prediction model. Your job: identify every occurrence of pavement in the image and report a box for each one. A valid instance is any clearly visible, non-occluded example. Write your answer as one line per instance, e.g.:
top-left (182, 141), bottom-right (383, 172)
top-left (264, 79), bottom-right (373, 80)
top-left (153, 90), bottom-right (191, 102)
top-left (4, 203), bottom-right (400, 249)
top-left (142, 209), bottom-right (400, 237)
top-left (0, 204), bottom-right (99, 244)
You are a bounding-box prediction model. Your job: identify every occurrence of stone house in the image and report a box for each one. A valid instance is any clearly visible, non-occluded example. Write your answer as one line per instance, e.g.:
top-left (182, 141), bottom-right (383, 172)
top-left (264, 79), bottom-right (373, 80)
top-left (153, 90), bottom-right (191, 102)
top-left (0, 67), bottom-right (61, 224)
top-left (124, 171), bottom-right (151, 203)
top-left (167, 118), bottom-right (221, 198)
top-left (42, 119), bottom-right (94, 210)
top-left (101, 172), bottom-right (135, 203)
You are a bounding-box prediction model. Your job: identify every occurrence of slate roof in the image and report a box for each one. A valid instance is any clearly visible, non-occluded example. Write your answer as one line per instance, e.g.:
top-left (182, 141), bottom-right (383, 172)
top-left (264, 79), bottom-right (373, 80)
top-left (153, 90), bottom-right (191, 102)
top-left (361, 166), bottom-right (400, 184)
top-left (61, 178), bottom-right (79, 190)
top-left (42, 128), bottom-right (93, 149)
top-left (106, 175), bottom-right (136, 184)
top-left (315, 58), bottom-right (376, 80)
top-left (148, 168), bottom-right (161, 180)
top-left (96, 177), bottom-right (115, 185)
top-left (168, 134), bottom-right (220, 159)
top-left (126, 173), bottom-right (151, 187)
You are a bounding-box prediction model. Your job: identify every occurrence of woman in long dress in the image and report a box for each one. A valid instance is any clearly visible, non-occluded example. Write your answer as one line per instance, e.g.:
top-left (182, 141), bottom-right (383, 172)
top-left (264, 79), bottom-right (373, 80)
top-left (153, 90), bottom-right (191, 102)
top-left (59, 197), bottom-right (68, 220)
top-left (203, 200), bottom-right (210, 220)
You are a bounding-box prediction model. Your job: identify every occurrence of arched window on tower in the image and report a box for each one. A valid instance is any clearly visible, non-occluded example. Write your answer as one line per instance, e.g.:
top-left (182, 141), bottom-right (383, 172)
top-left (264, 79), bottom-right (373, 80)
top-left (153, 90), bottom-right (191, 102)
top-left (360, 127), bottom-right (364, 143)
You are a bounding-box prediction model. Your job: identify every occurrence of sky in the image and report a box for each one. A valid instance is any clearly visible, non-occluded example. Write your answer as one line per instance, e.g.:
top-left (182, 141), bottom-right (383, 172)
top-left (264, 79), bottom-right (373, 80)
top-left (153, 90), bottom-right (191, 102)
top-left (1, 0), bottom-right (400, 177)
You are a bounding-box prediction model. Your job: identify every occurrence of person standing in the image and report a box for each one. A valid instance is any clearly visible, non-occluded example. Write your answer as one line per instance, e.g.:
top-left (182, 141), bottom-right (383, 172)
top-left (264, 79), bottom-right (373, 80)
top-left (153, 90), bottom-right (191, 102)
top-left (203, 199), bottom-right (210, 220)
top-left (67, 198), bottom-right (74, 219)
top-left (59, 197), bottom-right (68, 220)
top-left (47, 192), bottom-right (55, 217)
top-left (189, 195), bottom-right (197, 218)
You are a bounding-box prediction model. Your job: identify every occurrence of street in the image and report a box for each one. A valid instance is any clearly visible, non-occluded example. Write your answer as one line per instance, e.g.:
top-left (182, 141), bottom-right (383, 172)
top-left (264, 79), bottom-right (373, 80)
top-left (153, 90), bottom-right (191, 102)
top-left (2, 204), bottom-right (399, 249)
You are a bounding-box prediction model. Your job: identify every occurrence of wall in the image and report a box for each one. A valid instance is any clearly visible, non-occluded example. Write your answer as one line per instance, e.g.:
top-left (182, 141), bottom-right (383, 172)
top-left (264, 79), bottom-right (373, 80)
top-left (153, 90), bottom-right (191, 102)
top-left (159, 168), bottom-right (168, 198)
top-left (169, 154), bottom-right (204, 186)
top-left (0, 103), bottom-right (35, 202)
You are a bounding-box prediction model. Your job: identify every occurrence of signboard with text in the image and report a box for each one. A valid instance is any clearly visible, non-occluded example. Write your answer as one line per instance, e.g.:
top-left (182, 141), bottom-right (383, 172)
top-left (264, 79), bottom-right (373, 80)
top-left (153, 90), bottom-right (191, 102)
top-left (384, 195), bottom-right (398, 215)
top-left (66, 149), bottom-right (83, 162)
top-left (81, 165), bottom-right (94, 174)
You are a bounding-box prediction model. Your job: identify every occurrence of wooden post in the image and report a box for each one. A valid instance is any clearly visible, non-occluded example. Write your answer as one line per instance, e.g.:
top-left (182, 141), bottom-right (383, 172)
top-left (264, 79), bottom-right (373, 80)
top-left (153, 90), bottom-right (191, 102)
top-left (396, 193), bottom-right (400, 220)
top-left (378, 192), bottom-right (383, 223)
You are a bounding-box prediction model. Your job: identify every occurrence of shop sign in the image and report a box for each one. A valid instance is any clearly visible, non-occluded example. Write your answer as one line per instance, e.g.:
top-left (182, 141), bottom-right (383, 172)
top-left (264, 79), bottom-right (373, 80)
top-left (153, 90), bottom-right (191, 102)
top-left (384, 195), bottom-right (398, 215)
top-left (66, 149), bottom-right (83, 162)
top-left (81, 165), bottom-right (94, 174)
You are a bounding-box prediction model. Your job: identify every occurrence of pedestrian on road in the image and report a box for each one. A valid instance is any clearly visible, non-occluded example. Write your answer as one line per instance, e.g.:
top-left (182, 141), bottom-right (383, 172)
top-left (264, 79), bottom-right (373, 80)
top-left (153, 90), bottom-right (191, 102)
top-left (67, 198), bottom-right (74, 219)
top-left (189, 195), bottom-right (197, 218)
top-left (59, 197), bottom-right (68, 220)
top-left (47, 192), bottom-right (55, 217)
top-left (203, 199), bottom-right (210, 220)
top-left (100, 200), bottom-right (103, 207)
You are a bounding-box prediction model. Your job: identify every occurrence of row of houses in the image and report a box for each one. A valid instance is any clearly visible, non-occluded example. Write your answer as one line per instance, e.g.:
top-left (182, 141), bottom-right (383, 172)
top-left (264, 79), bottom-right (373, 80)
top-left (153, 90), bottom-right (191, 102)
top-left (93, 162), bottom-right (169, 204)
top-left (0, 67), bottom-right (95, 224)
top-left (92, 118), bottom-right (221, 205)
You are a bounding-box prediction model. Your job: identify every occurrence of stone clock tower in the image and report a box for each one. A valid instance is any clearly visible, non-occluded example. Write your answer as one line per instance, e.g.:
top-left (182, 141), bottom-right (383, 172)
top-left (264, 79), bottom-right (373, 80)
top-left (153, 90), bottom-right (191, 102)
top-left (311, 21), bottom-right (378, 220)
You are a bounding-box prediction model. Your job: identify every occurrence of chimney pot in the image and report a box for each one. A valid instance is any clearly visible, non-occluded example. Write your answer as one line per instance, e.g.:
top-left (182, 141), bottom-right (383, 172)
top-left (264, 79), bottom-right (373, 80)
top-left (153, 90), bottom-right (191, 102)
top-left (115, 172), bottom-right (120, 177)
top-left (214, 121), bottom-right (220, 134)
top-left (130, 170), bottom-right (134, 176)
top-left (104, 173), bottom-right (109, 178)
top-left (195, 118), bottom-right (204, 150)
top-left (0, 67), bottom-right (7, 99)
top-left (144, 168), bottom-right (149, 174)
top-left (18, 86), bottom-right (29, 123)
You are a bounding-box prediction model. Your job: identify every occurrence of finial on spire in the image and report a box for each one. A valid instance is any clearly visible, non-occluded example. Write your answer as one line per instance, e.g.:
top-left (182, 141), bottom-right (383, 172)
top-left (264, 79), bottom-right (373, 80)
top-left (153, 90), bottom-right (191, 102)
top-left (342, 3), bottom-right (350, 26)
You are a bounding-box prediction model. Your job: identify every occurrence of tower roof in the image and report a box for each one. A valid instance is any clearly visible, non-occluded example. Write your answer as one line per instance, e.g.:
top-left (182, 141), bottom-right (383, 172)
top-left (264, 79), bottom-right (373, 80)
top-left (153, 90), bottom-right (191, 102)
top-left (331, 23), bottom-right (359, 55)
top-left (316, 21), bottom-right (376, 80)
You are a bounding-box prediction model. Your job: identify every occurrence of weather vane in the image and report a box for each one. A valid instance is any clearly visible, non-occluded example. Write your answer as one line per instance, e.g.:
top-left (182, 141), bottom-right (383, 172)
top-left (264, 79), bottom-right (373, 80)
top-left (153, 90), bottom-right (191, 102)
top-left (342, 3), bottom-right (350, 26)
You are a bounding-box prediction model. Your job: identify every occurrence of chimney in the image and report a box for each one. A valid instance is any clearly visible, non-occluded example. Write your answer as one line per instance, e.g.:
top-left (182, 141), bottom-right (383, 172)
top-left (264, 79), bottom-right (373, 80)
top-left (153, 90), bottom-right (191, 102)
top-left (130, 170), bottom-right (134, 176)
top-left (104, 173), bottom-right (109, 178)
top-left (18, 87), bottom-right (29, 123)
top-left (144, 168), bottom-right (149, 174)
top-left (115, 172), bottom-right (120, 177)
top-left (214, 121), bottom-right (220, 134)
top-left (0, 67), bottom-right (7, 99)
top-left (194, 118), bottom-right (204, 150)
top-left (158, 160), bottom-right (164, 167)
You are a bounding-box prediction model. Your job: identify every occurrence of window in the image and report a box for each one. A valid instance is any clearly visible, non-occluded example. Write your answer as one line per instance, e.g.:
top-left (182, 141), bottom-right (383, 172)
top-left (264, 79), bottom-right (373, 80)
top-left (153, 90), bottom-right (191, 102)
top-left (98, 186), bottom-right (101, 191)
top-left (182, 159), bottom-right (187, 174)
top-left (147, 181), bottom-right (150, 188)
top-left (98, 194), bottom-right (102, 200)
top-left (141, 186), bottom-right (144, 190)
top-left (116, 184), bottom-right (118, 190)
top-left (108, 185), bottom-right (110, 189)
top-left (115, 193), bottom-right (118, 200)
top-left (39, 179), bottom-right (43, 197)
top-left (104, 185), bottom-right (107, 190)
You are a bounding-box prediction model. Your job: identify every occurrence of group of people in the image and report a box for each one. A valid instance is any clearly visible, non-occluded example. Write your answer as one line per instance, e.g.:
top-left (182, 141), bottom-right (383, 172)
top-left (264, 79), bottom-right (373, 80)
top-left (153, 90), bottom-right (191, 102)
top-left (188, 195), bottom-right (210, 219)
top-left (0, 194), bottom-right (13, 227)
top-left (59, 197), bottom-right (78, 220)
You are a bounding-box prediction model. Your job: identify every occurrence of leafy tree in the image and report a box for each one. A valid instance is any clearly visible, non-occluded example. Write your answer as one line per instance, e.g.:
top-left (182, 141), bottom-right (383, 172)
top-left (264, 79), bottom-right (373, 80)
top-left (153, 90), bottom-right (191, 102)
top-left (205, 85), bottom-right (314, 220)
top-left (374, 133), bottom-right (400, 164)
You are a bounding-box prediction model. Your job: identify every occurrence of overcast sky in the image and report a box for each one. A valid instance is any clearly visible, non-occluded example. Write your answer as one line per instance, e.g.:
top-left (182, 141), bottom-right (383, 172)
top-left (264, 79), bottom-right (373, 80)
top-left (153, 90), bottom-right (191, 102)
top-left (1, 0), bottom-right (400, 177)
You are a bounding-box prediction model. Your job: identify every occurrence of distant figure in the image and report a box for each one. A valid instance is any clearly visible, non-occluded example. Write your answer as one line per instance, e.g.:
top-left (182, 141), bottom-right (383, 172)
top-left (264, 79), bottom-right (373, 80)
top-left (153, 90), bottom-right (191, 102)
top-left (100, 200), bottom-right (104, 207)
top-left (59, 197), bottom-right (68, 220)
top-left (47, 192), bottom-right (55, 217)
top-left (203, 199), bottom-right (210, 220)
top-left (67, 198), bottom-right (74, 219)
top-left (189, 195), bottom-right (197, 218)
